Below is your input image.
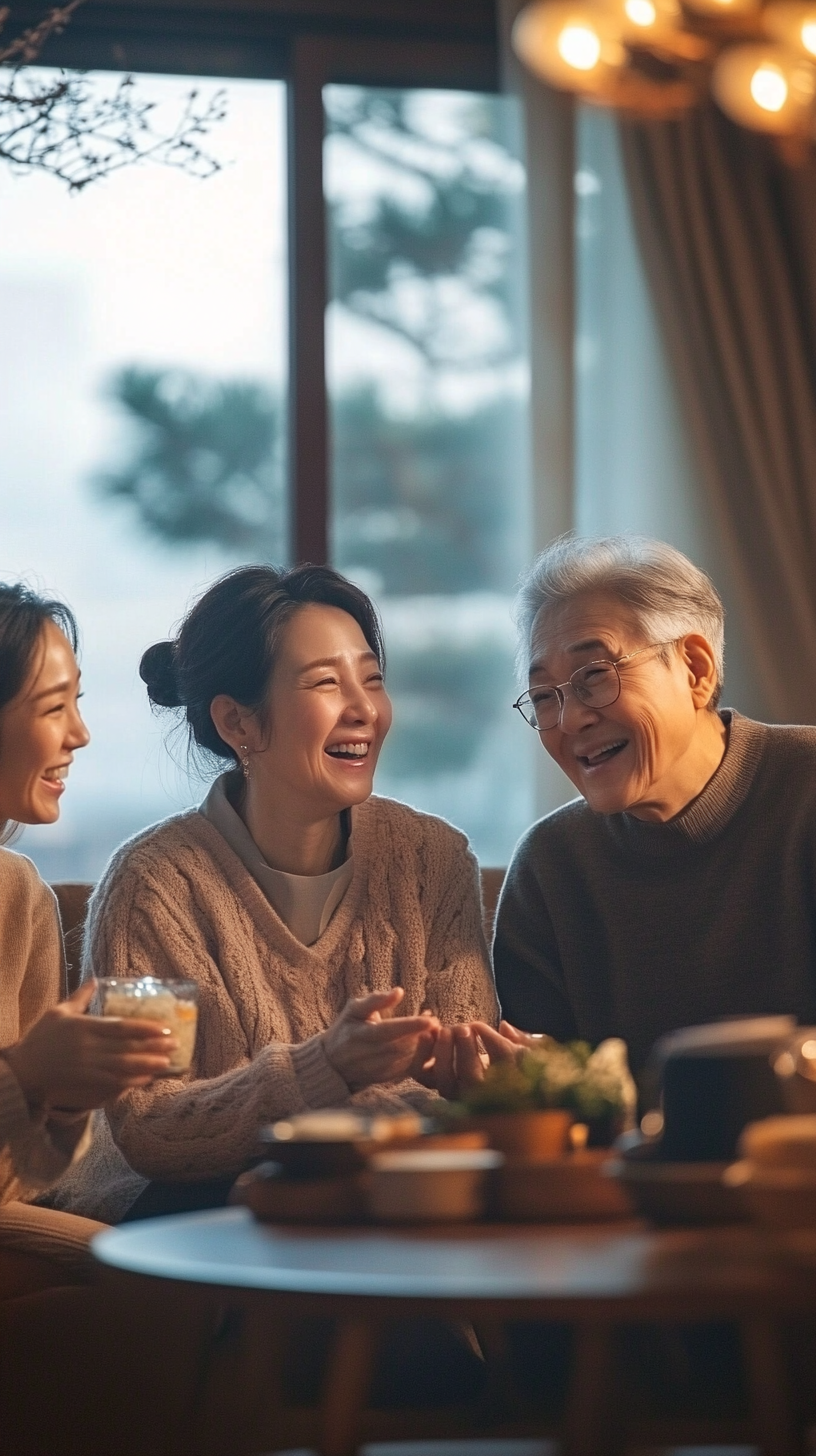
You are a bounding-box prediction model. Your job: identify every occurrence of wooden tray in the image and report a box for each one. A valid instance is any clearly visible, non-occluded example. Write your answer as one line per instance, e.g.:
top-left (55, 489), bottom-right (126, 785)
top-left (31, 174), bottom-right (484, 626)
top-left (496, 1150), bottom-right (633, 1222)
top-left (232, 1164), bottom-right (366, 1223)
top-left (236, 1147), bottom-right (633, 1226)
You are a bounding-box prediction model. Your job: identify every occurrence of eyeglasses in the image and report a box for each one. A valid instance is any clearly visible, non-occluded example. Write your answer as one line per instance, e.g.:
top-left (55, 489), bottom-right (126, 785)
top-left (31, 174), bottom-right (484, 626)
top-left (513, 641), bottom-right (676, 731)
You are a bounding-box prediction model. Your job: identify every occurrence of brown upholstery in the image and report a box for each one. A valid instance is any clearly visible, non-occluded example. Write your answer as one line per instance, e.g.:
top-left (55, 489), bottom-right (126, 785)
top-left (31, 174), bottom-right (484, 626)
top-left (479, 866), bottom-right (505, 945)
top-left (51, 882), bottom-right (93, 995)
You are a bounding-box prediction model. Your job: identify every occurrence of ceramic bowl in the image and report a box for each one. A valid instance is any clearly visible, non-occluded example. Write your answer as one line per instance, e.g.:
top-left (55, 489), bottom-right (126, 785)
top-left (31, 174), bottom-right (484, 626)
top-left (367, 1148), bottom-right (503, 1223)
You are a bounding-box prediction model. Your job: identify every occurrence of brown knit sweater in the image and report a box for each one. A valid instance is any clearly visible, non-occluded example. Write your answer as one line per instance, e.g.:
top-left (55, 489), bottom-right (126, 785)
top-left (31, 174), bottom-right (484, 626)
top-left (495, 711), bottom-right (816, 1079)
top-left (0, 847), bottom-right (87, 1203)
top-left (46, 795), bottom-right (497, 1223)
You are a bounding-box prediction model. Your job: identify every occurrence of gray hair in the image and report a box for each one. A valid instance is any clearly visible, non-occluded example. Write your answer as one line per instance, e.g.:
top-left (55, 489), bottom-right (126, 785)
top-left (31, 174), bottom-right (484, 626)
top-left (515, 534), bottom-right (725, 705)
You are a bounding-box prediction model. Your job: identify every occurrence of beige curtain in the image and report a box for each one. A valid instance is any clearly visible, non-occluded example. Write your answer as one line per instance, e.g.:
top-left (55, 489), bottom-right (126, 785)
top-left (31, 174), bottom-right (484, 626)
top-left (621, 105), bottom-right (816, 721)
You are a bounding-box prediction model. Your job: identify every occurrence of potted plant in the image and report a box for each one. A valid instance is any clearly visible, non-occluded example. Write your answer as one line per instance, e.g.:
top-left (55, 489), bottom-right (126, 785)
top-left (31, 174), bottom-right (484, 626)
top-left (444, 1037), bottom-right (635, 1163)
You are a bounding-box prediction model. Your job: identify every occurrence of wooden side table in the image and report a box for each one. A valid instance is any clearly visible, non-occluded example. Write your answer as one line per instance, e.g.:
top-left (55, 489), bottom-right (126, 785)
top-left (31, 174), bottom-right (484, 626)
top-left (93, 1209), bottom-right (815, 1456)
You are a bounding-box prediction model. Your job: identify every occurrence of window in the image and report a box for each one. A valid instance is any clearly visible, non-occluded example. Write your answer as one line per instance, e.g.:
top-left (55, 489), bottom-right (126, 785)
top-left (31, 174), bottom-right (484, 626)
top-left (2, 72), bottom-right (287, 878)
top-left (325, 86), bottom-right (533, 863)
top-left (2, 19), bottom-right (533, 877)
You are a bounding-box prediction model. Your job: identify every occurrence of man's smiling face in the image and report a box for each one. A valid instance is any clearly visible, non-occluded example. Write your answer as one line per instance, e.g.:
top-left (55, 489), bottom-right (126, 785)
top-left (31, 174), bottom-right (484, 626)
top-left (528, 591), bottom-right (712, 821)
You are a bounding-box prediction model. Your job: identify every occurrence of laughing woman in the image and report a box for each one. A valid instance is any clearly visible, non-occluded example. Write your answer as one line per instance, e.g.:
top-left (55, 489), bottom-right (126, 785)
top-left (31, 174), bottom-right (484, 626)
top-left (0, 584), bottom-right (174, 1217)
top-left (47, 565), bottom-right (498, 1225)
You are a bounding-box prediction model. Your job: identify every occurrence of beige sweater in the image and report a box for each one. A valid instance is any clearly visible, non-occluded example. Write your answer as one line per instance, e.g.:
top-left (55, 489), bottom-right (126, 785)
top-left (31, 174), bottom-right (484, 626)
top-left (0, 847), bottom-right (87, 1203)
top-left (46, 795), bottom-right (498, 1223)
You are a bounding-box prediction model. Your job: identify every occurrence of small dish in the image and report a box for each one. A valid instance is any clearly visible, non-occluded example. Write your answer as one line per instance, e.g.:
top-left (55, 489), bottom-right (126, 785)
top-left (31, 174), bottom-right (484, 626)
top-left (724, 1159), bottom-right (816, 1232)
top-left (259, 1110), bottom-right (427, 1178)
top-left (606, 1158), bottom-right (747, 1225)
top-left (738, 1114), bottom-right (816, 1167)
top-left (232, 1162), bottom-right (365, 1223)
top-left (367, 1148), bottom-right (503, 1223)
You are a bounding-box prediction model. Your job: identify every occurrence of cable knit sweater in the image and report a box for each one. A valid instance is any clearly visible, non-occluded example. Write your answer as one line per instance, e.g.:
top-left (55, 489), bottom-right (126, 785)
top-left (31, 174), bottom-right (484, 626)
top-left (0, 846), bottom-right (88, 1203)
top-left (495, 711), bottom-right (816, 1078)
top-left (45, 794), bottom-right (498, 1224)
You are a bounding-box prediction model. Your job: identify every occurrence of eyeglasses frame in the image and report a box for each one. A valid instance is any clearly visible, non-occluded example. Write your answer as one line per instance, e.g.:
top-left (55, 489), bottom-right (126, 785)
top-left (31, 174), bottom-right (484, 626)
top-left (513, 640), bottom-right (678, 731)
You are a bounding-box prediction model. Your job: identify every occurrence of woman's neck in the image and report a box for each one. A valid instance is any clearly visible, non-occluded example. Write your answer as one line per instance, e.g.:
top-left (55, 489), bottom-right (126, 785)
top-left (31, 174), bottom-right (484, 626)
top-left (235, 777), bottom-right (347, 876)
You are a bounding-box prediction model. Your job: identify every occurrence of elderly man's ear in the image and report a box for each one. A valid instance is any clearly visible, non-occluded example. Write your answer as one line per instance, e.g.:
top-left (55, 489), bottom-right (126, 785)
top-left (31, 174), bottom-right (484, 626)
top-left (679, 634), bottom-right (720, 709)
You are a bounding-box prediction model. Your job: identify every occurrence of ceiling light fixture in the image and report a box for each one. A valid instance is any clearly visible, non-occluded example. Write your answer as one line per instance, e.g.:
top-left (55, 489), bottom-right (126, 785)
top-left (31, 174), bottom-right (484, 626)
top-left (512, 0), bottom-right (816, 149)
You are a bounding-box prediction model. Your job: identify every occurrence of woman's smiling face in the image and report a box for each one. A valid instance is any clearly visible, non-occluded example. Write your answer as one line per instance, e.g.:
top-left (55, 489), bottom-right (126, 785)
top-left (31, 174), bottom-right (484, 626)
top-left (244, 603), bottom-right (392, 820)
top-left (0, 619), bottom-right (90, 825)
top-left (528, 591), bottom-right (722, 821)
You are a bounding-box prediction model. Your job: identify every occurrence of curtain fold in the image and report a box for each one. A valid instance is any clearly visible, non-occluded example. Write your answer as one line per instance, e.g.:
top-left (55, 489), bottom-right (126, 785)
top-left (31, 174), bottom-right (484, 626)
top-left (621, 106), bottom-right (816, 721)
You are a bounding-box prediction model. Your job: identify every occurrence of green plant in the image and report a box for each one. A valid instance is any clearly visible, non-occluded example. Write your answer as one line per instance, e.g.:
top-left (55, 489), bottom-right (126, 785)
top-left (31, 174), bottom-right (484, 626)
top-left (455, 1037), bottom-right (634, 1122)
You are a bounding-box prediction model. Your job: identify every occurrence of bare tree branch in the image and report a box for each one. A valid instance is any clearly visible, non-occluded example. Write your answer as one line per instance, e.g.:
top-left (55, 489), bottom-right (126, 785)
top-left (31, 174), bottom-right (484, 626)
top-left (0, 2), bottom-right (82, 66)
top-left (0, 71), bottom-right (227, 187)
top-left (0, 3), bottom-right (227, 187)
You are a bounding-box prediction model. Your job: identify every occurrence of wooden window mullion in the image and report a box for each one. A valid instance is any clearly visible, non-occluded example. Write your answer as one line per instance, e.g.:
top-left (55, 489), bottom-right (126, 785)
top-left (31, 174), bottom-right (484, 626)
top-left (287, 35), bottom-right (331, 565)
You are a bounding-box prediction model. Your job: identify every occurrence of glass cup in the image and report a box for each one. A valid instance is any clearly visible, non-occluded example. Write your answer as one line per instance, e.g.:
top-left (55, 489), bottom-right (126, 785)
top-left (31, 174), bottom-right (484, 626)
top-left (95, 976), bottom-right (199, 1075)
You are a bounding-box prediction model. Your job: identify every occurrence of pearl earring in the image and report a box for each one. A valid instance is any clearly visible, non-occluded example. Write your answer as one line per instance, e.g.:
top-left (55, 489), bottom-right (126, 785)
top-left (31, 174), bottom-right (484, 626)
top-left (239, 744), bottom-right (250, 779)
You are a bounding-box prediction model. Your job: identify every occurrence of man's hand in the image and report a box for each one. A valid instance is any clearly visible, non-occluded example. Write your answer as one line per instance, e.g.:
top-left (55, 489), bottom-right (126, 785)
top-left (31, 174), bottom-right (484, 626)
top-left (322, 988), bottom-right (440, 1092)
top-left (4, 982), bottom-right (178, 1112)
top-left (496, 1020), bottom-right (552, 1051)
top-left (419, 1018), bottom-right (535, 1099)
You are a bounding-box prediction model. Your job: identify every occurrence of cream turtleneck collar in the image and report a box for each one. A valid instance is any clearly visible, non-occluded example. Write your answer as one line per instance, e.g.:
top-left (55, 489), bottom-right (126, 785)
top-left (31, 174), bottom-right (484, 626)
top-left (199, 775), bottom-right (353, 946)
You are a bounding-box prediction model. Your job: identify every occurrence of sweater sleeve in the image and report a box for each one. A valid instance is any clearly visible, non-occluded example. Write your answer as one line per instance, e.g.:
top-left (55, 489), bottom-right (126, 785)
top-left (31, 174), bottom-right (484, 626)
top-left (420, 829), bottom-right (499, 1027)
top-left (493, 831), bottom-right (579, 1040)
top-left (0, 855), bottom-right (79, 1201)
top-left (84, 854), bottom-right (350, 1182)
top-left (0, 854), bottom-right (65, 1044)
top-left (0, 1057), bottom-right (91, 1202)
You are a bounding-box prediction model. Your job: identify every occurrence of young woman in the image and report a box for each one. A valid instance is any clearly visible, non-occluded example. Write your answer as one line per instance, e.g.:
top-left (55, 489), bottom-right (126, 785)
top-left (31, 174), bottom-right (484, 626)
top-left (0, 585), bottom-right (227, 1456)
top-left (47, 564), bottom-right (498, 1225)
top-left (0, 583), bottom-right (175, 1213)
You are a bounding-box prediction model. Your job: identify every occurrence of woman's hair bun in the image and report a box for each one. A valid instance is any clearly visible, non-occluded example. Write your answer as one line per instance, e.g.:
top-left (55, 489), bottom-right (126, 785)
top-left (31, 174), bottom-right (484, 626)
top-left (139, 640), bottom-right (181, 708)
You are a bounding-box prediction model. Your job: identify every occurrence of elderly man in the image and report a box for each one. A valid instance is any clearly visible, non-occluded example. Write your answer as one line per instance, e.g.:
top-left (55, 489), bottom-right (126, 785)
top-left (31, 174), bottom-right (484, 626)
top-left (492, 533), bottom-right (816, 1080)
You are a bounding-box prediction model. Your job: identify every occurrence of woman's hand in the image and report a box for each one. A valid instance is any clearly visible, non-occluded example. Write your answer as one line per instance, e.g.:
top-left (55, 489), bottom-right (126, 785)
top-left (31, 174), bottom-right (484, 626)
top-left (3, 982), bottom-right (178, 1113)
top-left (322, 987), bottom-right (439, 1092)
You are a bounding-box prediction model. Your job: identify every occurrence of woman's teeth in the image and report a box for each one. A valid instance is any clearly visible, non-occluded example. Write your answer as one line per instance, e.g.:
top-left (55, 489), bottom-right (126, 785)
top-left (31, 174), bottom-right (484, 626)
top-left (42, 767), bottom-right (68, 781)
top-left (327, 743), bottom-right (369, 758)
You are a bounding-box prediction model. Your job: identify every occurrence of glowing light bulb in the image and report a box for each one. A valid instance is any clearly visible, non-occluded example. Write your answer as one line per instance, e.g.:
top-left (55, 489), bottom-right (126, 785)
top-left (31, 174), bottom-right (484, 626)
top-left (557, 23), bottom-right (602, 68)
top-left (801, 18), bottom-right (816, 51)
top-left (685, 0), bottom-right (759, 17)
top-left (512, 1), bottom-right (626, 92)
top-left (801, 1038), bottom-right (816, 1059)
top-left (625, 0), bottom-right (657, 24)
top-left (750, 62), bottom-right (789, 109)
top-left (714, 39), bottom-right (812, 129)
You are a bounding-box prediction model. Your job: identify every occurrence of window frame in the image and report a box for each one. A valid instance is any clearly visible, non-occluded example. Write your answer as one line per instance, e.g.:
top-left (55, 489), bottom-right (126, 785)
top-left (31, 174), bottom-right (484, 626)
top-left (23, 0), bottom-right (501, 563)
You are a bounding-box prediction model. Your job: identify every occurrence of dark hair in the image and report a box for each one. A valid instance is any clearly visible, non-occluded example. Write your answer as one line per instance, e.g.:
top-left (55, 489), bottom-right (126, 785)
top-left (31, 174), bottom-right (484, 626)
top-left (139, 564), bottom-right (386, 768)
top-left (0, 582), bottom-right (79, 716)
